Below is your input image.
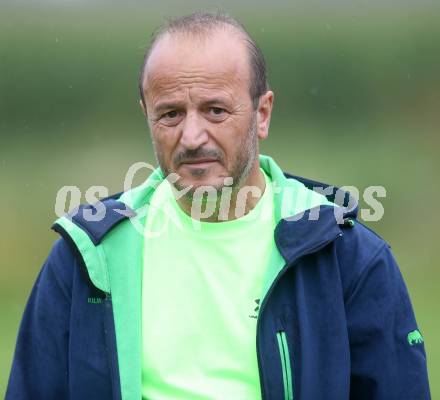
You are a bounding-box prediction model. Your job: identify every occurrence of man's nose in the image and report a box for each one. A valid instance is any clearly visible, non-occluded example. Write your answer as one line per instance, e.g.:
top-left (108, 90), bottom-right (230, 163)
top-left (179, 112), bottom-right (209, 150)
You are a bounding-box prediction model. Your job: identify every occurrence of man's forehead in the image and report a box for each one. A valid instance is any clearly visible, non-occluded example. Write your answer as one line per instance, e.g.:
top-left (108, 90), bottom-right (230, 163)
top-left (143, 29), bottom-right (250, 93)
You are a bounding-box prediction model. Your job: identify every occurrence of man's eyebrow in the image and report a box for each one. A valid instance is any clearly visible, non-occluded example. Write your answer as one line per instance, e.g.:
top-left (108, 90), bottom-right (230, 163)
top-left (154, 98), bottom-right (230, 113)
top-left (153, 102), bottom-right (183, 113)
top-left (200, 98), bottom-right (230, 107)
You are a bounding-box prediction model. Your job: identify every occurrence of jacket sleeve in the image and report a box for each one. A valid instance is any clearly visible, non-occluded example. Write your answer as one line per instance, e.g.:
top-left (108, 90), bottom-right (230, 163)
top-left (6, 238), bottom-right (73, 400)
top-left (345, 242), bottom-right (431, 399)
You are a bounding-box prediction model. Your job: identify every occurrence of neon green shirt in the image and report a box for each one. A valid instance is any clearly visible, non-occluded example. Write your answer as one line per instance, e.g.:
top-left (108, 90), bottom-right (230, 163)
top-left (141, 169), bottom-right (276, 399)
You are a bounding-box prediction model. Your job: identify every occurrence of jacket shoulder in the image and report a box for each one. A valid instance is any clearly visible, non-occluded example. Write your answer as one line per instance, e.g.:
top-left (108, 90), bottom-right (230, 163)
top-left (52, 193), bottom-right (136, 246)
top-left (29, 237), bottom-right (78, 305)
top-left (335, 220), bottom-right (393, 301)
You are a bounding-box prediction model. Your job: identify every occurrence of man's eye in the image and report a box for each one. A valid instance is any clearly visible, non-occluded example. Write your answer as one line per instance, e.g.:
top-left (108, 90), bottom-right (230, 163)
top-left (163, 110), bottom-right (179, 119)
top-left (209, 107), bottom-right (225, 116)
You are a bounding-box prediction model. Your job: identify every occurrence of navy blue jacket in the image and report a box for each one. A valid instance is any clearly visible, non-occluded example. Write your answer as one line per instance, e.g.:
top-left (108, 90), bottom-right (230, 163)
top-left (6, 166), bottom-right (431, 400)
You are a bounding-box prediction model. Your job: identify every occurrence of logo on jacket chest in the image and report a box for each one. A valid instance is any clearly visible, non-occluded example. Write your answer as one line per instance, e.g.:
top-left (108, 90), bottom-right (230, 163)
top-left (87, 296), bottom-right (103, 304)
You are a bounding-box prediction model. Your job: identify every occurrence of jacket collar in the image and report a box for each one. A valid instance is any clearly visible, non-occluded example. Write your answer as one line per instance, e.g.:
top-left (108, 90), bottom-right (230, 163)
top-left (259, 154), bottom-right (358, 263)
top-left (53, 154), bottom-right (358, 266)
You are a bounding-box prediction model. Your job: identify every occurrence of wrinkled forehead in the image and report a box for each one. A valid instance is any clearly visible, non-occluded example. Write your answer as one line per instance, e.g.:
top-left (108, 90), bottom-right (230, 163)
top-left (142, 29), bottom-right (251, 98)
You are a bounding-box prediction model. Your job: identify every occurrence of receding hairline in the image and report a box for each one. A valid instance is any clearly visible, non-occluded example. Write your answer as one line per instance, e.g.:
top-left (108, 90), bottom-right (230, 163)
top-left (142, 26), bottom-right (250, 87)
top-left (138, 12), bottom-right (269, 110)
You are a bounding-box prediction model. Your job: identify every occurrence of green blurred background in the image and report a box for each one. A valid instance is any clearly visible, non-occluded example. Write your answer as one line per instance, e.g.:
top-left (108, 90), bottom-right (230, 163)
top-left (1, 0), bottom-right (439, 396)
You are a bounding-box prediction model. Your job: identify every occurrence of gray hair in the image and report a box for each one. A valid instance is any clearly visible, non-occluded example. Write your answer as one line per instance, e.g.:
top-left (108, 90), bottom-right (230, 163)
top-left (138, 11), bottom-right (269, 110)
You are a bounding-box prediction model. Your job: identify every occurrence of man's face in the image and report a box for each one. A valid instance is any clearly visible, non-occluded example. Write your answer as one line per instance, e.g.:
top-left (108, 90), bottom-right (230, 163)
top-left (140, 28), bottom-right (272, 194)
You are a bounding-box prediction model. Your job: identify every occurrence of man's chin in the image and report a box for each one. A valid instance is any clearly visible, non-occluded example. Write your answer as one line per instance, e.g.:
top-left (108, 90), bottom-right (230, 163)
top-left (174, 166), bottom-right (226, 188)
top-left (178, 178), bottom-right (224, 190)
top-left (171, 177), bottom-right (226, 198)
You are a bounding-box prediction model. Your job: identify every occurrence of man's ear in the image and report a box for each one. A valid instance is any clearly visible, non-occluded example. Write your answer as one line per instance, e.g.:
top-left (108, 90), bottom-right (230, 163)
top-left (139, 99), bottom-right (147, 117)
top-left (256, 91), bottom-right (274, 140)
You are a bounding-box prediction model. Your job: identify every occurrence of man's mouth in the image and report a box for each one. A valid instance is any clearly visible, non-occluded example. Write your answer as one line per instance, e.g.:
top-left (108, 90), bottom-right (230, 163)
top-left (180, 159), bottom-right (218, 168)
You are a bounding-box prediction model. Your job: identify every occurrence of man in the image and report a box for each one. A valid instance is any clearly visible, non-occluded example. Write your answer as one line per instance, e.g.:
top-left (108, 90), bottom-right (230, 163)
top-left (7, 11), bottom-right (430, 400)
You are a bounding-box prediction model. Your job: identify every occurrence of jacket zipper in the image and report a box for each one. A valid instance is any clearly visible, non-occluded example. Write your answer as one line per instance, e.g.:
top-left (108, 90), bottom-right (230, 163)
top-left (103, 293), bottom-right (122, 400)
top-left (276, 331), bottom-right (294, 400)
top-left (256, 231), bottom-right (343, 399)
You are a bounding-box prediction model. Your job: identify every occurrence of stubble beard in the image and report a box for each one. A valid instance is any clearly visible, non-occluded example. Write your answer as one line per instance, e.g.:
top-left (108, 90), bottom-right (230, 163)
top-left (152, 112), bottom-right (259, 203)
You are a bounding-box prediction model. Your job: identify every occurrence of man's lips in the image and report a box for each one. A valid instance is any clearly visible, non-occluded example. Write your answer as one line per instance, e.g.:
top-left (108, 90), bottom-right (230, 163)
top-left (180, 159), bottom-right (219, 168)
